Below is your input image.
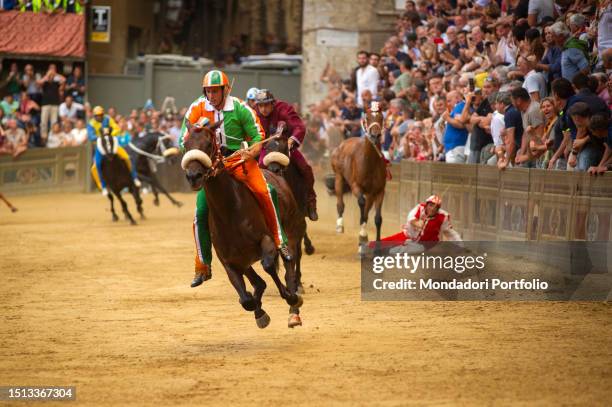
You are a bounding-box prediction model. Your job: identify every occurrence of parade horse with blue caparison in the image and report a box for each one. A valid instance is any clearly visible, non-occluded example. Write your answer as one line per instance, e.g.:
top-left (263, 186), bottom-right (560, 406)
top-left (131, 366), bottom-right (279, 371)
top-left (262, 122), bottom-right (315, 293)
top-left (181, 121), bottom-right (305, 328)
top-left (125, 130), bottom-right (183, 208)
top-left (98, 131), bottom-right (144, 225)
top-left (328, 104), bottom-right (387, 253)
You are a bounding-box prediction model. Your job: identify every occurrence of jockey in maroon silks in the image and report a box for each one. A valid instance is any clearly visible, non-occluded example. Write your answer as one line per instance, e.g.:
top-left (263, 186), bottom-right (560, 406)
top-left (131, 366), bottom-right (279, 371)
top-left (255, 89), bottom-right (318, 221)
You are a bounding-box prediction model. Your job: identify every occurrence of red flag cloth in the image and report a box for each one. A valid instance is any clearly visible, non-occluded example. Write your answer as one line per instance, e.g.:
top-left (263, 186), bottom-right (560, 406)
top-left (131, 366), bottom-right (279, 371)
top-left (0, 11), bottom-right (85, 59)
top-left (367, 232), bottom-right (407, 248)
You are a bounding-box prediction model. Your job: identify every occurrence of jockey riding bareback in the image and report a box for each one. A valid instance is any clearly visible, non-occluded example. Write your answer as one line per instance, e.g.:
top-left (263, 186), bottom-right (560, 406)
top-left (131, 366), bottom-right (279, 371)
top-left (87, 105), bottom-right (140, 195)
top-left (254, 89), bottom-right (318, 221)
top-left (179, 70), bottom-right (293, 288)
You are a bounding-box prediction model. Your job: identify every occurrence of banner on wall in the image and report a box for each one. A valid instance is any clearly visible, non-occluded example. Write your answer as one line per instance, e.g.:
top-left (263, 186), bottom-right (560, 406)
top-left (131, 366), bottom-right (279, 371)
top-left (91, 6), bottom-right (111, 43)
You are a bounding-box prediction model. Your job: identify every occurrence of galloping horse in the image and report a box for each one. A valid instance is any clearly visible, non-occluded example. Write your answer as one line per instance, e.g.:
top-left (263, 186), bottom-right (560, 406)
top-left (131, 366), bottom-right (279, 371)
top-left (330, 103), bottom-right (386, 250)
top-left (181, 122), bottom-right (305, 328)
top-left (98, 132), bottom-right (144, 225)
top-left (125, 131), bottom-right (183, 207)
top-left (262, 123), bottom-right (315, 293)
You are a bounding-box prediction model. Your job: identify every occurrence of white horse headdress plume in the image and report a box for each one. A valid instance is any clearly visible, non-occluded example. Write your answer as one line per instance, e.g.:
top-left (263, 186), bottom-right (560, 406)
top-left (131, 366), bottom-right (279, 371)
top-left (371, 101), bottom-right (380, 113)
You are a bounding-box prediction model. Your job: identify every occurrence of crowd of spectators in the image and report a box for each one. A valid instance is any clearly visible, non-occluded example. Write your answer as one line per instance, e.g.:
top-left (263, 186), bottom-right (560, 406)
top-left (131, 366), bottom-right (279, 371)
top-left (307, 0), bottom-right (612, 174)
top-left (0, 62), bottom-right (87, 157)
top-left (0, 59), bottom-right (213, 162)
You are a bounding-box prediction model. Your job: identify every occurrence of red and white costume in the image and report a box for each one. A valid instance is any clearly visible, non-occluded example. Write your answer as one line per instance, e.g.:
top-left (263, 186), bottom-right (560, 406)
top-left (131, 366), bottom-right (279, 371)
top-left (379, 195), bottom-right (462, 243)
top-left (402, 203), bottom-right (461, 242)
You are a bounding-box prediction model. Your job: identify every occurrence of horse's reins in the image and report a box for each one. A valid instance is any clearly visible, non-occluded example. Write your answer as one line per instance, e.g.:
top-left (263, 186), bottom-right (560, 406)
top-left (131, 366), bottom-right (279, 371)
top-left (203, 132), bottom-right (282, 179)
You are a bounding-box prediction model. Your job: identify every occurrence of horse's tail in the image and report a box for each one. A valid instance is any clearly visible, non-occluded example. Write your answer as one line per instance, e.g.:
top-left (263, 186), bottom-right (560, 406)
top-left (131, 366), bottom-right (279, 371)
top-left (324, 174), bottom-right (350, 195)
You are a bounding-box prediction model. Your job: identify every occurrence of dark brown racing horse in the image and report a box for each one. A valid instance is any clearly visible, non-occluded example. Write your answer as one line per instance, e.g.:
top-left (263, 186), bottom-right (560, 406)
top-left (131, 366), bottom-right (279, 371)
top-left (330, 103), bottom-right (386, 252)
top-left (98, 133), bottom-right (144, 225)
top-left (126, 130), bottom-right (183, 207)
top-left (181, 122), bottom-right (305, 328)
top-left (262, 124), bottom-right (315, 293)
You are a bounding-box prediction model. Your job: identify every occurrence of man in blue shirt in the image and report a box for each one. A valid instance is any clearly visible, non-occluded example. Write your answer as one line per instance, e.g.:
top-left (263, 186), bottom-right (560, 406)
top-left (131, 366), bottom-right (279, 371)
top-left (539, 25), bottom-right (562, 83)
top-left (501, 93), bottom-right (524, 169)
top-left (548, 78), bottom-right (577, 170)
top-left (571, 73), bottom-right (609, 118)
top-left (442, 90), bottom-right (468, 163)
top-left (550, 22), bottom-right (590, 80)
top-left (339, 96), bottom-right (363, 138)
top-left (587, 115), bottom-right (612, 175)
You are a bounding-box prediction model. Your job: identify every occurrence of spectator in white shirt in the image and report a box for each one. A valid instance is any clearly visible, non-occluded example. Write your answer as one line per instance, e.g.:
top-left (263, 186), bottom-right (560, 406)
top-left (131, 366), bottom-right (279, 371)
top-left (493, 21), bottom-right (518, 66)
top-left (70, 119), bottom-right (88, 145)
top-left (527, 0), bottom-right (555, 27)
top-left (483, 92), bottom-right (512, 166)
top-left (517, 55), bottom-right (547, 101)
top-left (597, 3), bottom-right (612, 59)
top-left (46, 122), bottom-right (67, 148)
top-left (59, 95), bottom-right (84, 121)
top-left (355, 50), bottom-right (380, 107)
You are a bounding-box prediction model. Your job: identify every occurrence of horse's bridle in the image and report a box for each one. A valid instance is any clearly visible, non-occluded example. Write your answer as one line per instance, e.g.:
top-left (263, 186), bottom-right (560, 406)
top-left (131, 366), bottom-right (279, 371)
top-left (185, 127), bottom-right (244, 181)
top-left (98, 133), bottom-right (117, 156)
top-left (361, 119), bottom-right (384, 158)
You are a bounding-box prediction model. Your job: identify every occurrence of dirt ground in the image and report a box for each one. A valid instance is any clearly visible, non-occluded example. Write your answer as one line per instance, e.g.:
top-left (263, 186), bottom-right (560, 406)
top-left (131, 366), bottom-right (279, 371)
top-left (1, 187), bottom-right (610, 406)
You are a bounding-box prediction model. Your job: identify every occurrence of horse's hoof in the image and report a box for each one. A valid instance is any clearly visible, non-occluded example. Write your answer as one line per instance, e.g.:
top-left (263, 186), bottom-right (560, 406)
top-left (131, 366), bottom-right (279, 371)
top-left (140, 214), bottom-right (146, 220)
top-left (288, 314), bottom-right (302, 328)
top-left (290, 294), bottom-right (304, 308)
top-left (112, 215), bottom-right (119, 222)
top-left (240, 295), bottom-right (257, 311)
top-left (11, 207), bottom-right (18, 213)
top-left (153, 200), bottom-right (160, 207)
top-left (130, 220), bottom-right (137, 226)
top-left (256, 312), bottom-right (271, 329)
top-left (175, 201), bottom-right (183, 208)
top-left (336, 226), bottom-right (344, 233)
top-left (297, 284), bottom-right (305, 294)
top-left (307, 207), bottom-right (318, 221)
top-left (359, 234), bottom-right (369, 244)
top-left (304, 244), bottom-right (315, 255)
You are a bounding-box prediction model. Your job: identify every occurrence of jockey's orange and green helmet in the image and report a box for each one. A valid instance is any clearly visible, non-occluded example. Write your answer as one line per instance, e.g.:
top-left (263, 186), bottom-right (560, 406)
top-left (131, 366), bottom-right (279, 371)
top-left (202, 70), bottom-right (230, 89)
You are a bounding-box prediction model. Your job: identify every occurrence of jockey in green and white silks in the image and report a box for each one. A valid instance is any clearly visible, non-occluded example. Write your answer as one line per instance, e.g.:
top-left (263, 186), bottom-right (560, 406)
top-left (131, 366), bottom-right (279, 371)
top-left (179, 69), bottom-right (290, 288)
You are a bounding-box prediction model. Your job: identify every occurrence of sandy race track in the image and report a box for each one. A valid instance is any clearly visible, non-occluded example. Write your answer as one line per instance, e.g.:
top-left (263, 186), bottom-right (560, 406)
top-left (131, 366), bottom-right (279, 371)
top-left (1, 187), bottom-right (610, 406)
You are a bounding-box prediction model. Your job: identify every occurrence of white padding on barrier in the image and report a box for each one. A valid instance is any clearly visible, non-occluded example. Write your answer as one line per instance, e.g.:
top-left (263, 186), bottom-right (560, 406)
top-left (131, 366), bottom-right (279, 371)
top-left (181, 150), bottom-right (212, 170)
top-left (263, 152), bottom-right (290, 167)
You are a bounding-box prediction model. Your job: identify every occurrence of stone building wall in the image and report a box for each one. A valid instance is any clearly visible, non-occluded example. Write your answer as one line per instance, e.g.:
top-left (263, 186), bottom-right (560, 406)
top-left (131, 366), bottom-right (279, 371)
top-left (300, 0), bottom-right (399, 109)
